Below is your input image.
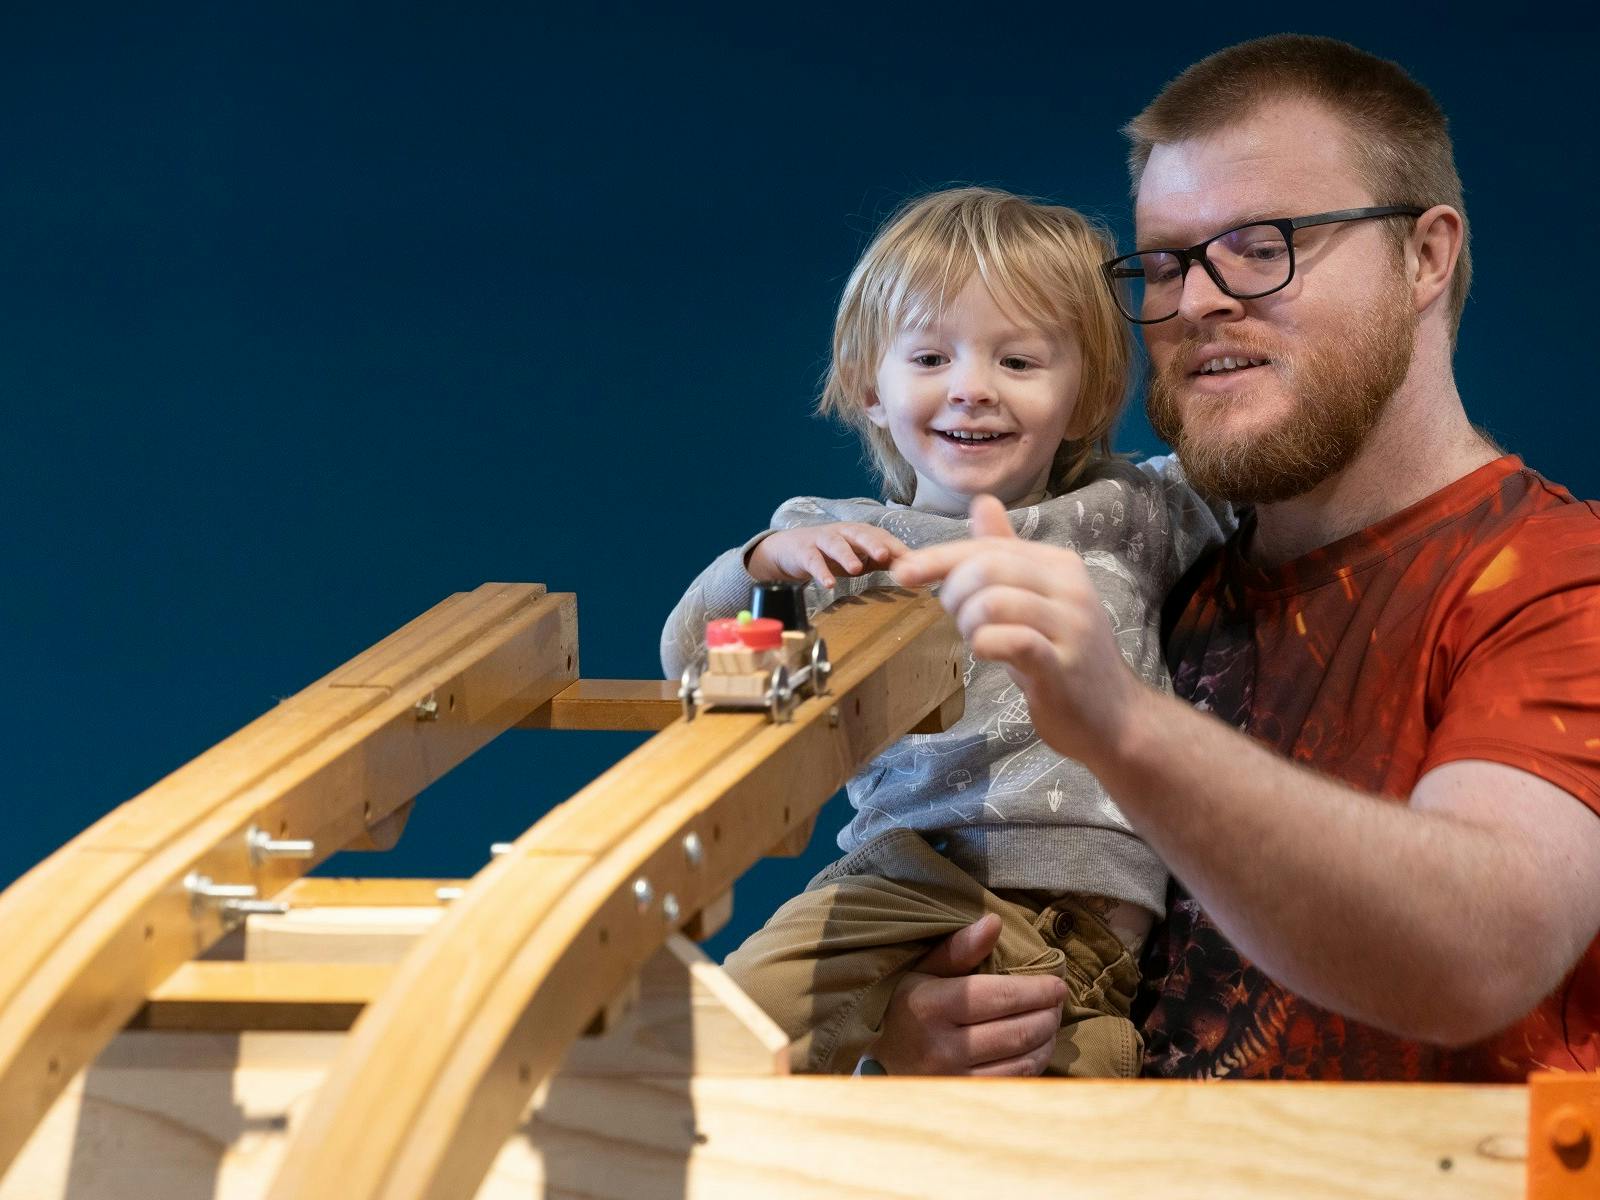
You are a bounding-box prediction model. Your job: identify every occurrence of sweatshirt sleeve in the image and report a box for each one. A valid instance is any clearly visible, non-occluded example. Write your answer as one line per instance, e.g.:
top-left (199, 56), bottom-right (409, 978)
top-left (659, 496), bottom-right (868, 678)
top-left (1136, 455), bottom-right (1235, 594)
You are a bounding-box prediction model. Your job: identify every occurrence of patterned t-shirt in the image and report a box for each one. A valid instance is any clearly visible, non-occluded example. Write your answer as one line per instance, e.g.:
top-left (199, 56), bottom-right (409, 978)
top-left (1139, 456), bottom-right (1600, 1081)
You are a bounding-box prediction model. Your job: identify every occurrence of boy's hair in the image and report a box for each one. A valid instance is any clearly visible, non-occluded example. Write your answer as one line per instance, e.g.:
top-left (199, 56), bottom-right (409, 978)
top-left (1124, 34), bottom-right (1470, 343)
top-left (819, 187), bottom-right (1131, 505)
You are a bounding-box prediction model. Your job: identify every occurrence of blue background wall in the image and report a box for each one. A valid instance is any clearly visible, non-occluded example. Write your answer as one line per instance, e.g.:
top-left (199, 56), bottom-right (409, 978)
top-left (5, 4), bottom-right (1596, 959)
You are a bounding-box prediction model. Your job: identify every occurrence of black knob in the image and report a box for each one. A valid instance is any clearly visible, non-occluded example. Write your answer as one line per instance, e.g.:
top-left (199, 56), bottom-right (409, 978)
top-left (749, 581), bottom-right (809, 632)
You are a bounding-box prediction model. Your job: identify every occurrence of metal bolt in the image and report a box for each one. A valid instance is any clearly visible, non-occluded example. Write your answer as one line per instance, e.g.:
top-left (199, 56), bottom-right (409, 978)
top-left (185, 872), bottom-right (289, 918)
top-left (414, 695), bottom-right (440, 721)
top-left (633, 877), bottom-right (654, 912)
top-left (828, 705), bottom-right (840, 728)
top-left (223, 898), bottom-right (290, 916)
top-left (682, 832), bottom-right (704, 867)
top-left (662, 894), bottom-right (681, 923)
top-left (435, 886), bottom-right (466, 903)
top-left (246, 825), bottom-right (315, 864)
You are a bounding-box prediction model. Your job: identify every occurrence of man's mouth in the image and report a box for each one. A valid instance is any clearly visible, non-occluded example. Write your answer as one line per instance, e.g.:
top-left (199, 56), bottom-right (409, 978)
top-left (1195, 355), bottom-right (1271, 376)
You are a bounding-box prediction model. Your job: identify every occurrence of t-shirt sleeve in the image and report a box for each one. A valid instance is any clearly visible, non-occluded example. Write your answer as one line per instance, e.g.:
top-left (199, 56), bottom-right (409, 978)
top-left (1420, 511), bottom-right (1600, 815)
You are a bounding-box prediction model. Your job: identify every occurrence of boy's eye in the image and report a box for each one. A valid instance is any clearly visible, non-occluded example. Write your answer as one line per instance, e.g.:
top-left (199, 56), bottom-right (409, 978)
top-left (912, 353), bottom-right (946, 368)
top-left (1000, 356), bottom-right (1033, 370)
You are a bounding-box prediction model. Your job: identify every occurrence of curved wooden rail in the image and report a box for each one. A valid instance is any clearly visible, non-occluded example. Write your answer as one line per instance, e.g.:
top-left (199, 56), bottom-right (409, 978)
top-left (263, 587), bottom-right (965, 1200)
top-left (0, 583), bottom-right (577, 1171)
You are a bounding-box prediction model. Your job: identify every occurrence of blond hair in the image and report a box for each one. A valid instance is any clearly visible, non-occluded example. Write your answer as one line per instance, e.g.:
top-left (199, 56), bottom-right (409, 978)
top-left (819, 187), bottom-right (1131, 505)
top-left (1124, 34), bottom-right (1470, 343)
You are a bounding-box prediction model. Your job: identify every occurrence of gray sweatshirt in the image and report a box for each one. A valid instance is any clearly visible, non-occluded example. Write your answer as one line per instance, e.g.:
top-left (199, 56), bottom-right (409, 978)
top-left (660, 456), bottom-right (1229, 915)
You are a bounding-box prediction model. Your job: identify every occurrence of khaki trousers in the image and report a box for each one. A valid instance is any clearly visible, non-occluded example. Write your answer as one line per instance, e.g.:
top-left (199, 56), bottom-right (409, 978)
top-left (723, 828), bottom-right (1142, 1076)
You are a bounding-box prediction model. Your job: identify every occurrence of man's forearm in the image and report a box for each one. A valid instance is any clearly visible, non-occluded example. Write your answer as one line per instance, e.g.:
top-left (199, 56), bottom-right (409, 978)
top-left (1091, 688), bottom-right (1581, 1044)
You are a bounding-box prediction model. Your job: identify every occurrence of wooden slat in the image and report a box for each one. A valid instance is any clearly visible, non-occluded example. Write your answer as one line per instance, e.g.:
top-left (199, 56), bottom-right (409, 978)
top-left (522, 1077), bottom-right (1529, 1199)
top-left (517, 679), bottom-right (683, 731)
top-left (263, 587), bottom-right (965, 1200)
top-left (2, 1033), bottom-right (1530, 1200)
top-left (132, 962), bottom-right (392, 1031)
top-left (0, 584), bottom-right (577, 1173)
top-left (279, 877), bottom-right (462, 908)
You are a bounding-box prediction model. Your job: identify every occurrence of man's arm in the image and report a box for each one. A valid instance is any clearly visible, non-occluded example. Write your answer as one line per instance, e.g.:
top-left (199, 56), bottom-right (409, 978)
top-left (893, 496), bottom-right (1600, 1047)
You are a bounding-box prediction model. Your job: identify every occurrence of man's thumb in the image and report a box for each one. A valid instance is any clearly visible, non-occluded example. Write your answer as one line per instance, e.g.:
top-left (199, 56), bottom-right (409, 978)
top-left (969, 494), bottom-right (1016, 539)
top-left (915, 913), bottom-right (1002, 977)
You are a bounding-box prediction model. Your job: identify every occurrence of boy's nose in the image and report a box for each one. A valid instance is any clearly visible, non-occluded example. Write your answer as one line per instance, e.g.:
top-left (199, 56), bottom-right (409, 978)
top-left (947, 365), bottom-right (997, 405)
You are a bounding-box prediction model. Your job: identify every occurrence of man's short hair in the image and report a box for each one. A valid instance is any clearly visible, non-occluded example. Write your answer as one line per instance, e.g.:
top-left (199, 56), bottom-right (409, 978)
top-left (1125, 34), bottom-right (1471, 342)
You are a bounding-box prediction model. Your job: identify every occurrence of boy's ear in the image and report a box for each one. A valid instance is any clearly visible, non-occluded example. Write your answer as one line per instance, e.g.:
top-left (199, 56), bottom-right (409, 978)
top-left (862, 390), bottom-right (889, 428)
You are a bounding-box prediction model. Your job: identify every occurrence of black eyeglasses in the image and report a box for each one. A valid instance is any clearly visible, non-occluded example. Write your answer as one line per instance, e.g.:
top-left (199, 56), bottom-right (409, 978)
top-left (1101, 206), bottom-right (1426, 324)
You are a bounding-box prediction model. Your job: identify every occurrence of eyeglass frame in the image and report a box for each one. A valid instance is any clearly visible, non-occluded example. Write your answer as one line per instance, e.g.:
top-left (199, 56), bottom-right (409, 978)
top-left (1100, 205), bottom-right (1428, 325)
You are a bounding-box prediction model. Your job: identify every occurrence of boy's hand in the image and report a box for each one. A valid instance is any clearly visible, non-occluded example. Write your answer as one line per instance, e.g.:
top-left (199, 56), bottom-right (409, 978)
top-left (747, 522), bottom-right (909, 589)
top-left (892, 494), bottom-right (1143, 773)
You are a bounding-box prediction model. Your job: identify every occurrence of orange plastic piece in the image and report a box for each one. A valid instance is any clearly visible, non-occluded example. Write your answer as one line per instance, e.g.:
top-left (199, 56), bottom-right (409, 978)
top-left (1528, 1070), bottom-right (1600, 1200)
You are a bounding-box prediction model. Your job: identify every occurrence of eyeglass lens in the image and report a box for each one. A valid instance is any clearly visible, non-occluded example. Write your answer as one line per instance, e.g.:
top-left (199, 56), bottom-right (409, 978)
top-left (1112, 223), bottom-right (1291, 322)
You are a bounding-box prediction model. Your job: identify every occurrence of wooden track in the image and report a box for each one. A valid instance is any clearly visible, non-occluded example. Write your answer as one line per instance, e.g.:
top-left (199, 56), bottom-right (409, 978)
top-left (0, 582), bottom-right (1589, 1200)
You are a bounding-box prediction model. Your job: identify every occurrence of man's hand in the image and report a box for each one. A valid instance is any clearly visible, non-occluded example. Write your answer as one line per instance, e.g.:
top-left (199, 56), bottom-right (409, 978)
top-left (868, 914), bottom-right (1069, 1075)
top-left (892, 494), bottom-right (1143, 770)
top-left (748, 522), bottom-right (909, 589)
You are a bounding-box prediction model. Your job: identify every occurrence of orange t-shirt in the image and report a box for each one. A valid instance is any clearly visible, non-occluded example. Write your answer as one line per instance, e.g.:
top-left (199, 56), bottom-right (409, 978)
top-left (1140, 456), bottom-right (1600, 1080)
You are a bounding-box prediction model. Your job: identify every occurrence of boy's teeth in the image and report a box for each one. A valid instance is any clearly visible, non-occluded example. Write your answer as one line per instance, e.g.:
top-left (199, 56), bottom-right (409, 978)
top-left (944, 430), bottom-right (1003, 440)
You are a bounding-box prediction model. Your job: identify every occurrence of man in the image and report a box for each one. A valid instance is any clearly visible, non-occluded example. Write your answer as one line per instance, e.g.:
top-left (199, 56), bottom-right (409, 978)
top-left (878, 33), bottom-right (1600, 1080)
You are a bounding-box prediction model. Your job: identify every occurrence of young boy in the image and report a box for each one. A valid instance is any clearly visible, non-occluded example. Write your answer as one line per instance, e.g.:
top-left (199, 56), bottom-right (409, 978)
top-left (661, 187), bottom-right (1228, 1075)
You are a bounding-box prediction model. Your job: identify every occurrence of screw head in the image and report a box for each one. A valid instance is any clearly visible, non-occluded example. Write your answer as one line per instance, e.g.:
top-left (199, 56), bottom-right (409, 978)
top-left (683, 832), bottom-right (704, 867)
top-left (662, 894), bottom-right (681, 922)
top-left (1549, 1104), bottom-right (1592, 1152)
top-left (632, 877), bottom-right (654, 911)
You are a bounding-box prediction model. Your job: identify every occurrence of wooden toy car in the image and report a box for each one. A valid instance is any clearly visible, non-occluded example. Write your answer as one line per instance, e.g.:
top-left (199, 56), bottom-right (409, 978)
top-left (679, 581), bottom-right (830, 722)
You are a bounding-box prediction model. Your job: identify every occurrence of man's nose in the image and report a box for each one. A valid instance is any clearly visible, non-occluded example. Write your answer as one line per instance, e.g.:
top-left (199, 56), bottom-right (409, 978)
top-left (1176, 259), bottom-right (1246, 325)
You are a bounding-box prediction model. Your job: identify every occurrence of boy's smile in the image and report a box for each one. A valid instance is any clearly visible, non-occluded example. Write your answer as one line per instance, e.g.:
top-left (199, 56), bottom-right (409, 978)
top-left (867, 276), bottom-right (1083, 517)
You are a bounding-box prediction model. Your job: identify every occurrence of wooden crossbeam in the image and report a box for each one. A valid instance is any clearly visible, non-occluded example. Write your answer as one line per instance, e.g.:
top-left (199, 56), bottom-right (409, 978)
top-left (263, 587), bottom-right (964, 1200)
top-left (518, 679), bottom-right (683, 730)
top-left (0, 584), bottom-right (577, 1173)
top-left (132, 962), bottom-right (391, 1031)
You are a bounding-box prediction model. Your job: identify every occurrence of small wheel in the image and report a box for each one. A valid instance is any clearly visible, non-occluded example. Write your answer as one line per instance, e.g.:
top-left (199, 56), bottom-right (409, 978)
top-left (809, 637), bottom-right (831, 697)
top-left (767, 664), bottom-right (796, 723)
top-left (679, 660), bottom-right (702, 722)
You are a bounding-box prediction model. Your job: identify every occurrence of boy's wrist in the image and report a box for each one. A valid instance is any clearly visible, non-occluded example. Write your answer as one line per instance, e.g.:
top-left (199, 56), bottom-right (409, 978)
top-left (743, 532), bottom-right (781, 580)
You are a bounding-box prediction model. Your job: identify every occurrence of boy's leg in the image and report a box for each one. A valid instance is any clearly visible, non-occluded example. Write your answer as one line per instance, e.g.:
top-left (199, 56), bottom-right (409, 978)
top-left (1025, 894), bottom-right (1145, 1079)
top-left (724, 828), bottom-right (1058, 1074)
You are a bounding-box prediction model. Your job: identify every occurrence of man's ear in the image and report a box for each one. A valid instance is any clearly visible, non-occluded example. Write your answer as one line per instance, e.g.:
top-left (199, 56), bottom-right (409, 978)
top-left (863, 390), bottom-right (889, 428)
top-left (1410, 204), bottom-right (1464, 316)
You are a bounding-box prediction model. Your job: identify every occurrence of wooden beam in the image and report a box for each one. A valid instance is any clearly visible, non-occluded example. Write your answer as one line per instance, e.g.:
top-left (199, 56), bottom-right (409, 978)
top-left (559, 935), bottom-right (788, 1078)
top-left (517, 679), bottom-right (683, 731)
top-left (278, 877), bottom-right (462, 908)
top-left (132, 962), bottom-right (392, 1031)
top-left (0, 584), bottom-right (577, 1173)
top-left (3, 1034), bottom-right (1530, 1200)
top-left (263, 587), bottom-right (965, 1200)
